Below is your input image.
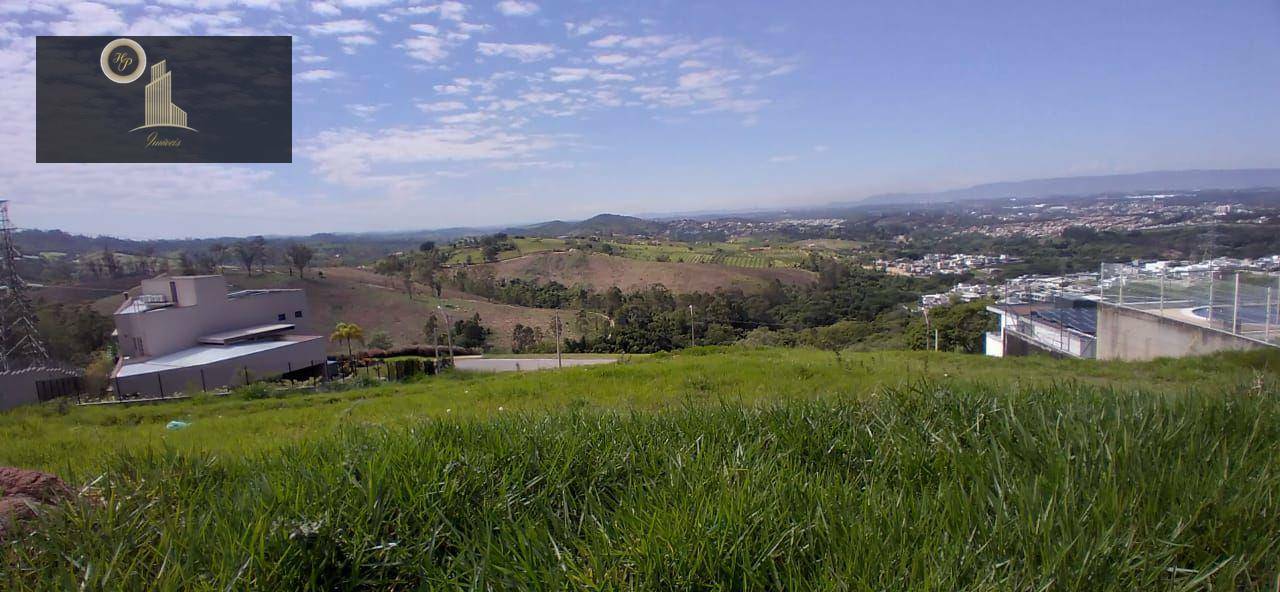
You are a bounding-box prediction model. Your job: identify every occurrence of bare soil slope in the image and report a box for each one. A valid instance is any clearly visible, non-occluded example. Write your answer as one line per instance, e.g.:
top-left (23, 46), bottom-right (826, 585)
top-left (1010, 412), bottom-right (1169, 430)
top-left (472, 252), bottom-right (816, 293)
top-left (94, 267), bottom-right (573, 352)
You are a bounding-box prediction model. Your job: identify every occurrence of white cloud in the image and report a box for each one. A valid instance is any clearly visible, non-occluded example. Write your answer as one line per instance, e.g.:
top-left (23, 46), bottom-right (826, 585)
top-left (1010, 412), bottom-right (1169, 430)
top-left (308, 19), bottom-right (375, 35)
top-left (593, 53), bottom-right (628, 66)
top-left (477, 42), bottom-right (556, 63)
top-left (548, 66), bottom-right (633, 83)
top-left (347, 103), bottom-right (386, 119)
top-left (305, 125), bottom-right (556, 187)
top-left (589, 35), bottom-right (625, 48)
top-left (295, 69), bottom-right (341, 82)
top-left (312, 2), bottom-right (341, 16)
top-left (495, 0), bottom-right (537, 17)
top-left (438, 111), bottom-right (490, 124)
top-left (456, 21), bottom-right (489, 34)
top-left (410, 23), bottom-right (438, 34)
top-left (299, 54), bottom-right (329, 64)
top-left (416, 100), bottom-right (467, 112)
top-left (439, 0), bottom-right (468, 20)
top-left (434, 83), bottom-right (469, 95)
top-left (334, 0), bottom-right (398, 8)
top-left (338, 34), bottom-right (375, 53)
top-left (770, 155), bottom-right (798, 163)
top-left (564, 18), bottom-right (614, 37)
top-left (50, 2), bottom-right (126, 35)
top-left (401, 34), bottom-right (449, 62)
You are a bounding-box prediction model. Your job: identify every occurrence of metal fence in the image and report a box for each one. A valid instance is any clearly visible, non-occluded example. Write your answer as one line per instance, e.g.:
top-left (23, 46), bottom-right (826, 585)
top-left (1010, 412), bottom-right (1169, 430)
top-left (1100, 263), bottom-right (1280, 345)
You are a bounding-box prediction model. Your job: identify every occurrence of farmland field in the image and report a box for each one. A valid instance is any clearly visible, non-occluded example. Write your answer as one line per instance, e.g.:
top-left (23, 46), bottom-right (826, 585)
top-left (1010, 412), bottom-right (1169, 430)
top-left (444, 237), bottom-right (568, 265)
top-left (605, 240), bottom-right (809, 268)
top-left (2, 347), bottom-right (1279, 589)
top-left (475, 251), bottom-right (816, 293)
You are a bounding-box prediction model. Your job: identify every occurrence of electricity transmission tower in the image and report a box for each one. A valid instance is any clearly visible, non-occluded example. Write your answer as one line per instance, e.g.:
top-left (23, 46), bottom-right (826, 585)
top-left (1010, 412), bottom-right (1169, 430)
top-left (0, 200), bottom-right (50, 371)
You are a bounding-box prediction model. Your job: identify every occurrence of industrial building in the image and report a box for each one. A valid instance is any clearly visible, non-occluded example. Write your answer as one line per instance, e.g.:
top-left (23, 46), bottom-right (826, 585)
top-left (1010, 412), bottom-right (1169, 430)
top-left (111, 275), bottom-right (326, 397)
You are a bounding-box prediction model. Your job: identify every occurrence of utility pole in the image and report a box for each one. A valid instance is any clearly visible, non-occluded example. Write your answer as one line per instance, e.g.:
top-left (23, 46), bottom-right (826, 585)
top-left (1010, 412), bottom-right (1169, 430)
top-left (0, 201), bottom-right (50, 372)
top-left (689, 304), bottom-right (695, 347)
top-left (437, 305), bottom-right (454, 365)
top-left (432, 312), bottom-right (440, 371)
top-left (554, 315), bottom-right (562, 369)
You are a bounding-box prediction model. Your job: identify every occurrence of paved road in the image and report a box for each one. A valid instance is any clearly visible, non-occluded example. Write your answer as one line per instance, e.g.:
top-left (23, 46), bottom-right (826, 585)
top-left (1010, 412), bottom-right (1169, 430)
top-left (453, 357), bottom-right (617, 372)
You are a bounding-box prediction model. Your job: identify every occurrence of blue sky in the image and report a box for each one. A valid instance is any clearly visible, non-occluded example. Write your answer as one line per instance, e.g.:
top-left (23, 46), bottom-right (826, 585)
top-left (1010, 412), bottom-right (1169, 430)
top-left (2, 0), bottom-right (1280, 237)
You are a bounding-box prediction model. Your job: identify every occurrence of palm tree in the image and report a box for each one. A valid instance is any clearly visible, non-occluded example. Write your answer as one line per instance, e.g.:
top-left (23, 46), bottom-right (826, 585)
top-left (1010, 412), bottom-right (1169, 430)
top-left (330, 322), bottom-right (364, 358)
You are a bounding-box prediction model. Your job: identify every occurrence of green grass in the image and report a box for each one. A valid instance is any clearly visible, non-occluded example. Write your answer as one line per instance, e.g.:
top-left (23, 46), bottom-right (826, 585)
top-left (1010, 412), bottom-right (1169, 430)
top-left (3, 348), bottom-right (1280, 589)
top-left (445, 237), bottom-right (569, 264)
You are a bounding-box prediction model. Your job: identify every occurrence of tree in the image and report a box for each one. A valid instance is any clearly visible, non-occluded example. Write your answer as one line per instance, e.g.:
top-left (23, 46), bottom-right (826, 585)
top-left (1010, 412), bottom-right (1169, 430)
top-left (452, 314), bottom-right (490, 349)
top-left (178, 251), bottom-right (196, 275)
top-left (330, 322), bottom-right (365, 358)
top-left (286, 243), bottom-right (314, 278)
top-left (101, 246), bottom-right (121, 278)
top-left (208, 242), bottom-right (228, 269)
top-left (907, 300), bottom-right (996, 353)
top-left (423, 315), bottom-right (440, 344)
top-left (367, 330), bottom-right (393, 350)
top-left (234, 236), bottom-right (266, 276)
top-left (511, 323), bottom-right (543, 353)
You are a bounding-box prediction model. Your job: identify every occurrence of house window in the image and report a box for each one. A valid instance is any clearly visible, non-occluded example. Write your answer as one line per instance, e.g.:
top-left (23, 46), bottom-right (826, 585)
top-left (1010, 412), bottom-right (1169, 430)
top-left (294, 310), bottom-right (303, 318)
top-left (277, 313), bottom-right (287, 321)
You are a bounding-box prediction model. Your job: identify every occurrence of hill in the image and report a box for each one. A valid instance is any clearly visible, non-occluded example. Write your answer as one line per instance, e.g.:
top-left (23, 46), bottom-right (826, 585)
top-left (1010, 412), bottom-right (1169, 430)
top-left (2, 348), bottom-right (1279, 589)
top-left (91, 267), bottom-right (576, 352)
top-left (857, 168), bottom-right (1280, 205)
top-left (474, 251), bottom-right (816, 293)
top-left (515, 213), bottom-right (664, 238)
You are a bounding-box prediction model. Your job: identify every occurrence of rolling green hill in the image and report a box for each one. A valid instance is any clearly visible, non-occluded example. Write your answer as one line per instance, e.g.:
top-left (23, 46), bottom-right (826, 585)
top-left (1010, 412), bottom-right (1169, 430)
top-left (3, 348), bottom-right (1279, 589)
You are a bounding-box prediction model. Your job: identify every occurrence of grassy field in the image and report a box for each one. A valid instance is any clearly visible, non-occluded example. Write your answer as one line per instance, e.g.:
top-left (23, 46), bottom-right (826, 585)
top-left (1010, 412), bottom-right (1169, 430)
top-left (476, 251), bottom-right (816, 293)
top-left (3, 348), bottom-right (1280, 589)
top-left (604, 240), bottom-right (811, 269)
top-left (445, 237), bottom-right (569, 265)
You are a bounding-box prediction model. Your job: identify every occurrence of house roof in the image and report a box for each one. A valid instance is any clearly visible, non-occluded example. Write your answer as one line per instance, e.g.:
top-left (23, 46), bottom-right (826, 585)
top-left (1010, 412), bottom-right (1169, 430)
top-left (113, 335), bottom-right (322, 378)
top-left (198, 323), bottom-right (295, 345)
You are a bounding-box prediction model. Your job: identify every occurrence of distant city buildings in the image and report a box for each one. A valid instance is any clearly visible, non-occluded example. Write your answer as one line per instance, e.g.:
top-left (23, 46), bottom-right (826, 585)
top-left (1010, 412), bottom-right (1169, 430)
top-left (880, 253), bottom-right (1016, 278)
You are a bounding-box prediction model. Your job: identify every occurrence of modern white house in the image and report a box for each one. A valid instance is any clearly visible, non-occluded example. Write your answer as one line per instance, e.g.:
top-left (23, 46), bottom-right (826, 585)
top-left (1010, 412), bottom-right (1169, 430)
top-left (111, 275), bottom-right (326, 397)
top-left (985, 294), bottom-right (1099, 359)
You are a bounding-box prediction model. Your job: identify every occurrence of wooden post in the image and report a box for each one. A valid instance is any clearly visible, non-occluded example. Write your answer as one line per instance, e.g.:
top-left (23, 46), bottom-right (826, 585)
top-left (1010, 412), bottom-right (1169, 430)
top-left (555, 316), bottom-right (563, 369)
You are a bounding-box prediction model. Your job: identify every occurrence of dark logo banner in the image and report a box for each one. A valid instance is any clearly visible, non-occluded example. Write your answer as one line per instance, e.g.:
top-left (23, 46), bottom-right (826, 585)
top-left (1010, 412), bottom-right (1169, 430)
top-left (37, 36), bottom-right (292, 163)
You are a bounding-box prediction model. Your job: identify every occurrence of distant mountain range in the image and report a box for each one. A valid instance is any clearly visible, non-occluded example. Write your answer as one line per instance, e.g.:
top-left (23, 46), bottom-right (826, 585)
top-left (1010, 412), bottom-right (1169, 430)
top-left (510, 213), bottom-right (662, 238)
top-left (855, 168), bottom-right (1280, 206)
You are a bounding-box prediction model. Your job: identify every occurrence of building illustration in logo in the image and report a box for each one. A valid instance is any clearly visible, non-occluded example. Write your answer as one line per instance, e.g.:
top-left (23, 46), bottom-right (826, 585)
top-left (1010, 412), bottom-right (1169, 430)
top-left (132, 60), bottom-right (196, 132)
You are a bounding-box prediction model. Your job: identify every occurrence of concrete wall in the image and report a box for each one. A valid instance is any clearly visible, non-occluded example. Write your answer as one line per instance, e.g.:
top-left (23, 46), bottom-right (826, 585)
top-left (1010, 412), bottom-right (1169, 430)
top-left (117, 276), bottom-right (311, 358)
top-left (1002, 331), bottom-right (1068, 358)
top-left (114, 336), bottom-right (327, 397)
top-left (1096, 303), bottom-right (1271, 361)
top-left (0, 367), bottom-right (82, 411)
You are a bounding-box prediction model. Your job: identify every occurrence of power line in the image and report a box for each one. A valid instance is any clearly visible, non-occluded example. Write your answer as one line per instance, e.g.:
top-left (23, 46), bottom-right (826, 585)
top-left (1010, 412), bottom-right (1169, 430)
top-left (0, 200), bottom-right (51, 371)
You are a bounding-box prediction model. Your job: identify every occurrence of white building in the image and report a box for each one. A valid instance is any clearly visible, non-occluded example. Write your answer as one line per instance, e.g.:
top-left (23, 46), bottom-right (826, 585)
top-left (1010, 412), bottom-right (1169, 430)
top-left (111, 275), bottom-right (326, 397)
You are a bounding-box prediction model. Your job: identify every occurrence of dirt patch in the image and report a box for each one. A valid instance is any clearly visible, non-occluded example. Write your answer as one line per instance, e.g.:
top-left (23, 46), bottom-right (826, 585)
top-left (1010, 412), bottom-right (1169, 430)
top-left (472, 252), bottom-right (816, 293)
top-left (0, 467), bottom-right (75, 540)
top-left (149, 268), bottom-right (578, 353)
